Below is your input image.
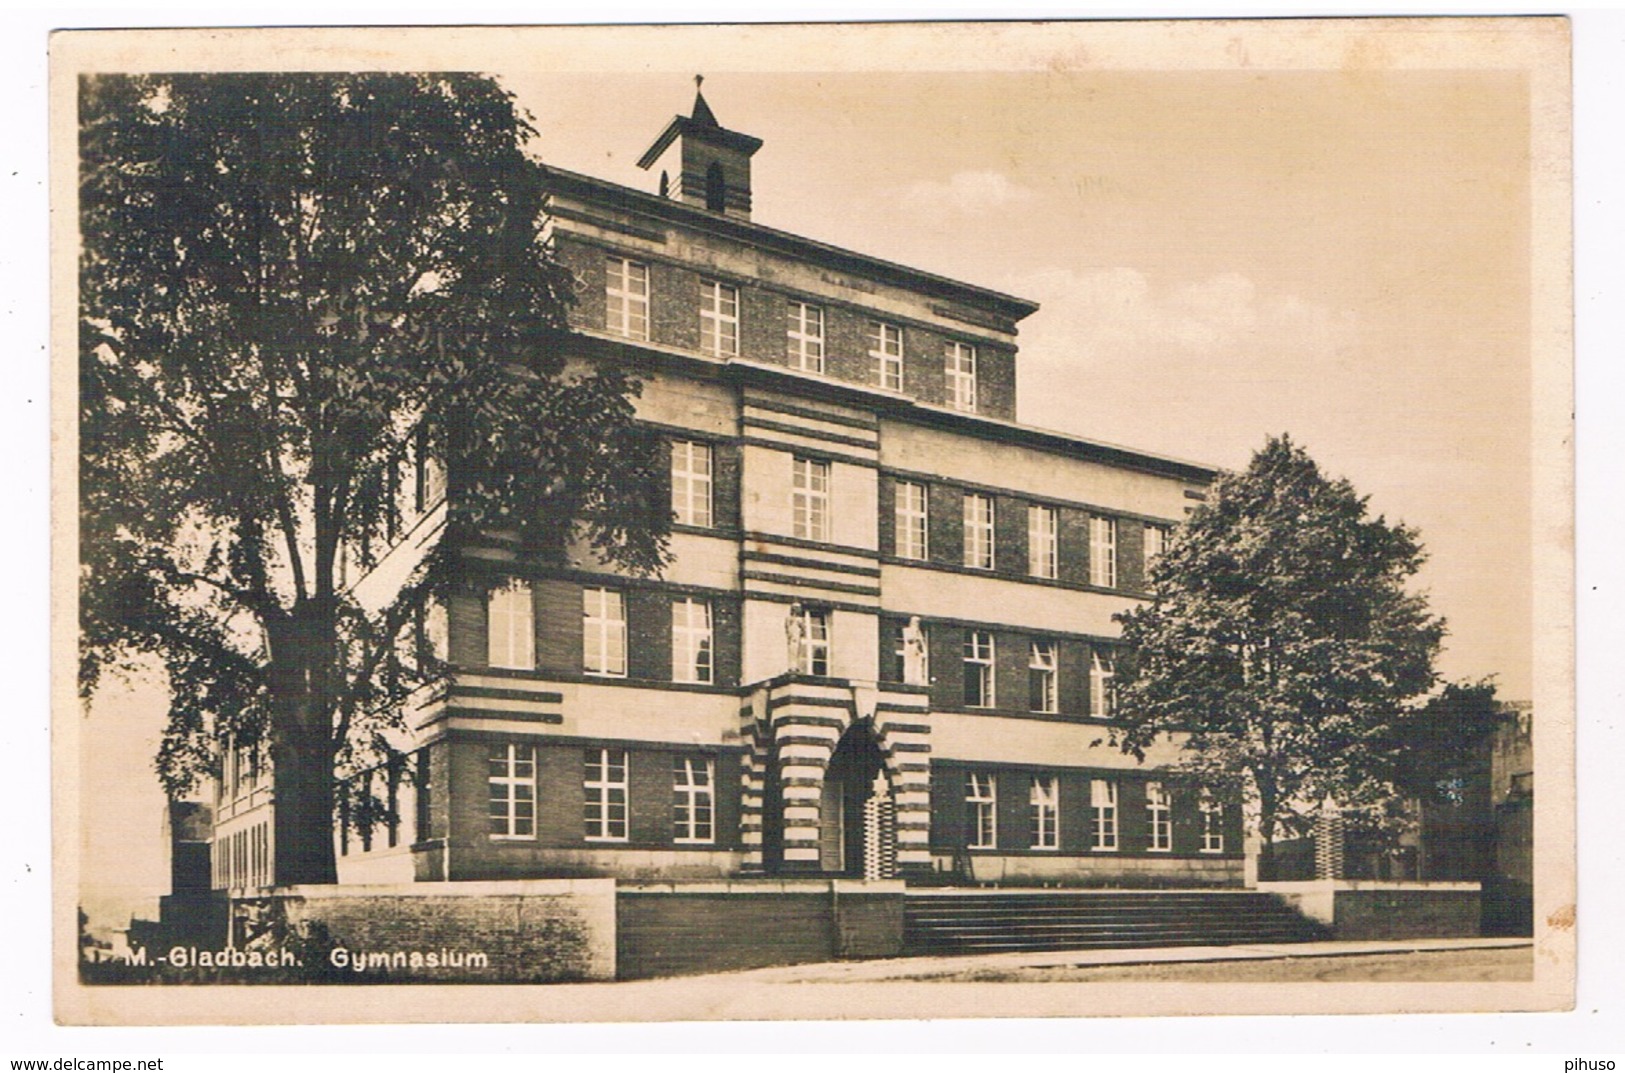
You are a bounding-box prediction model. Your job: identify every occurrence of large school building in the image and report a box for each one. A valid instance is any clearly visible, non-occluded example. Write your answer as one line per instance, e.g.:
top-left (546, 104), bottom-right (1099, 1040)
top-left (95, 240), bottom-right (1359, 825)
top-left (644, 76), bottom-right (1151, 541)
top-left (211, 87), bottom-right (1242, 895)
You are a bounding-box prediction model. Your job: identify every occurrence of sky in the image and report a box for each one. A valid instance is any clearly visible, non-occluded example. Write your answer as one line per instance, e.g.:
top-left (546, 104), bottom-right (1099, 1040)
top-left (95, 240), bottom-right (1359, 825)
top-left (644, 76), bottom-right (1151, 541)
top-left (66, 22), bottom-right (1551, 932)
top-left (506, 63), bottom-right (1535, 700)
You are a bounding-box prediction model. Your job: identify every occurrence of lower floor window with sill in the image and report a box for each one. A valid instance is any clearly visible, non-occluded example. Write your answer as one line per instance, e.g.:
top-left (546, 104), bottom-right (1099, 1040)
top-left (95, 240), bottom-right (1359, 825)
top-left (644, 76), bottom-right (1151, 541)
top-left (1030, 774), bottom-right (1059, 850)
top-left (1200, 790), bottom-right (1225, 853)
top-left (1090, 778), bottom-right (1119, 851)
top-left (672, 756), bottom-right (715, 843)
top-left (966, 771), bottom-right (997, 849)
top-left (585, 747), bottom-right (629, 841)
top-left (489, 743), bottom-right (537, 840)
top-left (1146, 780), bottom-right (1172, 852)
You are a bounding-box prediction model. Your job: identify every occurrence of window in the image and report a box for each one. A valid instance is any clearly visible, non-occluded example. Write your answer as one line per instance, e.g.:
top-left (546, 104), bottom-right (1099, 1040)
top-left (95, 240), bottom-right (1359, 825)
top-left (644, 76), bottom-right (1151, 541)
top-left (1029, 639), bottom-right (1058, 713)
top-left (1030, 775), bottom-right (1059, 850)
top-left (946, 341), bottom-right (977, 412)
top-left (869, 321), bottom-right (904, 391)
top-left (895, 480), bottom-right (928, 560)
top-left (584, 748), bottom-right (629, 841)
top-left (787, 301), bottom-right (825, 373)
top-left (670, 440), bottom-right (713, 528)
top-left (671, 598), bottom-right (714, 684)
top-left (1147, 780), bottom-right (1172, 852)
top-left (487, 581), bottom-right (534, 670)
top-left (1200, 790), bottom-right (1225, 853)
top-left (582, 588), bottom-right (627, 677)
top-left (488, 744), bottom-right (536, 840)
top-left (700, 279), bottom-right (739, 356)
top-left (1091, 778), bottom-right (1119, 851)
top-left (605, 257), bottom-right (649, 340)
top-left (791, 457), bottom-right (831, 543)
top-left (673, 756), bottom-right (715, 843)
top-left (963, 493), bottom-right (994, 570)
top-left (1090, 515), bottom-right (1117, 587)
top-left (1090, 649), bottom-right (1116, 719)
top-left (1028, 504), bottom-right (1058, 579)
top-left (1144, 524), bottom-right (1167, 572)
top-left (966, 772), bottom-right (997, 849)
top-left (799, 607), bottom-right (831, 676)
top-left (705, 162), bottom-right (726, 212)
top-left (963, 630), bottom-right (995, 708)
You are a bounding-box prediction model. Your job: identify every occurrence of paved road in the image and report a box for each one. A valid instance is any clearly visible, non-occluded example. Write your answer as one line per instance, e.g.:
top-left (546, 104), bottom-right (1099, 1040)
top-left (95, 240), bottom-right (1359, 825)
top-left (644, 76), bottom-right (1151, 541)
top-left (703, 937), bottom-right (1535, 985)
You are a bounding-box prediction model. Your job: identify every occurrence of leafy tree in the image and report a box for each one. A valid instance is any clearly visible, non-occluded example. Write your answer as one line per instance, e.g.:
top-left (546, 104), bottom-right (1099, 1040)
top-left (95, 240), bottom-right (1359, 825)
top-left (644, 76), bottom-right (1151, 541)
top-left (1378, 678), bottom-right (1503, 802)
top-left (79, 73), bottom-right (669, 885)
top-left (1110, 435), bottom-right (1444, 862)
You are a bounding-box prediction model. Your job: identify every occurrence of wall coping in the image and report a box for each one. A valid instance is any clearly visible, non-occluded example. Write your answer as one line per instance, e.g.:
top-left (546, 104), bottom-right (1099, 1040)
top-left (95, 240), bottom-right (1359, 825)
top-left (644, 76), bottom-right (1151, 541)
top-left (619, 879), bottom-right (906, 895)
top-left (1256, 880), bottom-right (1482, 893)
top-left (270, 879), bottom-right (616, 899)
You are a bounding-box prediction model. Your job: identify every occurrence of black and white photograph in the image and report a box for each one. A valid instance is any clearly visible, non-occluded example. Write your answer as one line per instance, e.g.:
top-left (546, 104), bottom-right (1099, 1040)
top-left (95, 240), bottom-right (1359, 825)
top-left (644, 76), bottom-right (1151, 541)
top-left (50, 18), bottom-right (1574, 1026)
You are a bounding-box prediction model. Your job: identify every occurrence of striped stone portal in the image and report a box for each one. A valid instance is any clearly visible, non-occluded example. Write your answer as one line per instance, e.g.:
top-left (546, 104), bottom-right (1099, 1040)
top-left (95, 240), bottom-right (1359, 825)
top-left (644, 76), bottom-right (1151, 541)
top-left (738, 676), bottom-right (932, 875)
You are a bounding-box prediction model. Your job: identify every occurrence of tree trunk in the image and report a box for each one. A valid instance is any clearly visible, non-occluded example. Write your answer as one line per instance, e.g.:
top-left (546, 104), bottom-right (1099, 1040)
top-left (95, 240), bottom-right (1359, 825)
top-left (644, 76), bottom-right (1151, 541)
top-left (265, 605), bottom-right (340, 886)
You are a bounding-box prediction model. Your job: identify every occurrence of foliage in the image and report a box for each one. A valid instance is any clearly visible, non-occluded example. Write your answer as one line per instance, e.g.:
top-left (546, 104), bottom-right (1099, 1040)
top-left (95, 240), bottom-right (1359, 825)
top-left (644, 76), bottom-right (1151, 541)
top-left (79, 73), bottom-right (669, 882)
top-left (1110, 434), bottom-right (1445, 846)
top-left (1377, 678), bottom-right (1503, 803)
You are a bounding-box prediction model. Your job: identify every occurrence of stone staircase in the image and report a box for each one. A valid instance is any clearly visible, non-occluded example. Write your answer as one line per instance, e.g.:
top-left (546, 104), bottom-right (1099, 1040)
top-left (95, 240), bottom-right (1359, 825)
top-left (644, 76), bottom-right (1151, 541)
top-left (902, 889), bottom-right (1329, 955)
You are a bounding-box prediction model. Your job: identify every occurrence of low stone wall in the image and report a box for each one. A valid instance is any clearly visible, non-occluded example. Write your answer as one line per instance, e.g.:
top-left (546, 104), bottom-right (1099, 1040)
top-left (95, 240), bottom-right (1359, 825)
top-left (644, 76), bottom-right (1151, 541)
top-left (1258, 880), bottom-right (1481, 940)
top-left (261, 879), bottom-right (616, 982)
top-left (946, 854), bottom-right (1243, 888)
top-left (616, 879), bottom-right (905, 980)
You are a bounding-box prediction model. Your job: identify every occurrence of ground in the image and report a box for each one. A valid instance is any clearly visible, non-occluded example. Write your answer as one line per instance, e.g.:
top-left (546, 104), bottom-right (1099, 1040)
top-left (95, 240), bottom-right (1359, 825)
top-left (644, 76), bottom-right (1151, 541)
top-left (889, 947), bottom-right (1534, 984)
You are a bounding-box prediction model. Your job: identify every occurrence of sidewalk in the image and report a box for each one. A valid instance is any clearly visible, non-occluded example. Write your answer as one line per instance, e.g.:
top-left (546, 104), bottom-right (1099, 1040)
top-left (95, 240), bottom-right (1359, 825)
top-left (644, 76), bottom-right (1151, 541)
top-left (704, 936), bottom-right (1534, 984)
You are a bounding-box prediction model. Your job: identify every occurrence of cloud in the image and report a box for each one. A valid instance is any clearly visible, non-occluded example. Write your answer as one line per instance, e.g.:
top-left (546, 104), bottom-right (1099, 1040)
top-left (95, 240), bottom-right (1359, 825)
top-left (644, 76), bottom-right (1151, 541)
top-left (1015, 267), bottom-right (1355, 368)
top-left (900, 171), bottom-right (1037, 216)
top-left (1004, 266), bottom-right (1361, 465)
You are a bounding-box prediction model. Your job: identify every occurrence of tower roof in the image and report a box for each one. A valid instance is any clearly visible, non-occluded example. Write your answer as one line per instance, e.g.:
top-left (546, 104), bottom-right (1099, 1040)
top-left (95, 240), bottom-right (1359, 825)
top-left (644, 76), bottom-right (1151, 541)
top-left (636, 82), bottom-right (762, 170)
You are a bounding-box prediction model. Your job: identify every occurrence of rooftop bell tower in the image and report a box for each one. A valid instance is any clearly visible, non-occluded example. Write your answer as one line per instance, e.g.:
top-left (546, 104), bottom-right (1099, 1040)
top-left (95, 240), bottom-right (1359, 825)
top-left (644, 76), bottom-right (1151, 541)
top-left (637, 77), bottom-right (763, 221)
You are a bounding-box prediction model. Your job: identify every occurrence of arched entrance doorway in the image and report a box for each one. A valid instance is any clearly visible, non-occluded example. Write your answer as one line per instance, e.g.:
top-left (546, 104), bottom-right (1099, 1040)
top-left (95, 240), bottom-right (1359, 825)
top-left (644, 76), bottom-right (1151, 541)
top-left (819, 723), bottom-right (896, 877)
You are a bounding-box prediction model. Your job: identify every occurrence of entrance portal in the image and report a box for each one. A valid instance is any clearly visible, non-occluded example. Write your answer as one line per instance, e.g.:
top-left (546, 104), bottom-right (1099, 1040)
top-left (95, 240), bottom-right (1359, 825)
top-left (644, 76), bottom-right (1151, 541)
top-left (819, 724), bottom-right (894, 877)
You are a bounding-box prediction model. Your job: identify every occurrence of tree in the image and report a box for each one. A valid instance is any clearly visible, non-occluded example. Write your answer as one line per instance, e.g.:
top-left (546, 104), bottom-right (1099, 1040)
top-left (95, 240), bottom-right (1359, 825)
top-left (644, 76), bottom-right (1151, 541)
top-left (79, 73), bottom-right (669, 885)
top-left (1109, 435), bottom-right (1444, 863)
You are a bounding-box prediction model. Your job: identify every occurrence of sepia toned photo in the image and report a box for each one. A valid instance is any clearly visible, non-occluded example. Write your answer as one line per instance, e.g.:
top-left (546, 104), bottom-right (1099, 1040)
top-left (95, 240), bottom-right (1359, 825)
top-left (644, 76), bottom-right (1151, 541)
top-left (51, 18), bottom-right (1575, 1025)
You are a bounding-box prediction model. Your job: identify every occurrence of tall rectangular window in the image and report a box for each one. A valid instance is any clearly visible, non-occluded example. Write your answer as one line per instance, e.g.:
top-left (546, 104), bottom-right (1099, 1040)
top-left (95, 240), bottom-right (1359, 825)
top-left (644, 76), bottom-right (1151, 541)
top-left (963, 629), bottom-right (995, 708)
top-left (584, 748), bottom-right (629, 841)
top-left (670, 440), bottom-right (713, 528)
top-left (787, 301), bottom-right (825, 373)
top-left (1028, 504), bottom-right (1058, 579)
top-left (1090, 649), bottom-right (1116, 719)
top-left (869, 321), bottom-right (904, 391)
top-left (946, 341), bottom-right (977, 412)
top-left (895, 480), bottom-right (928, 560)
top-left (1090, 515), bottom-right (1118, 588)
top-left (672, 756), bottom-right (715, 844)
top-left (487, 581), bottom-right (534, 670)
top-left (487, 743), bottom-right (536, 840)
top-left (582, 588), bottom-right (627, 677)
top-left (1146, 780), bottom-right (1172, 852)
top-left (966, 772), bottom-right (997, 849)
top-left (700, 279), bottom-right (739, 356)
top-left (791, 457), bottom-right (831, 543)
top-left (671, 597), bottom-right (714, 684)
top-left (1143, 524), bottom-right (1167, 572)
top-left (799, 607), bottom-right (831, 677)
top-left (963, 493), bottom-right (994, 570)
top-left (1200, 790), bottom-right (1225, 853)
top-left (1029, 639), bottom-right (1058, 713)
top-left (1030, 775), bottom-right (1059, 850)
top-left (1091, 778), bottom-right (1119, 851)
top-left (605, 256), bottom-right (649, 340)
